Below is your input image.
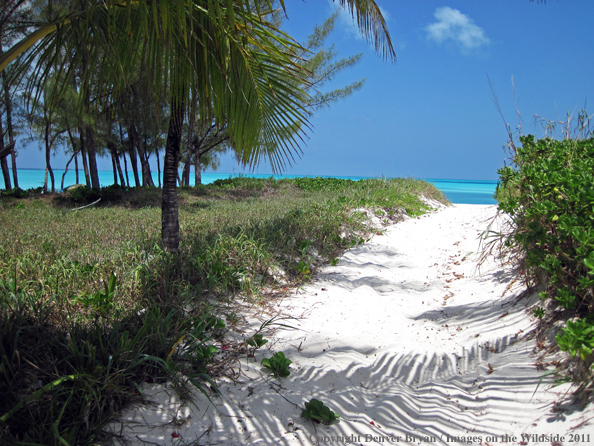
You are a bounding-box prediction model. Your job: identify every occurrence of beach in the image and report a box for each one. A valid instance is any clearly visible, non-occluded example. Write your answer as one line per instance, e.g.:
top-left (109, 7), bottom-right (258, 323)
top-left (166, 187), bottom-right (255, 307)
top-left (107, 203), bottom-right (593, 445)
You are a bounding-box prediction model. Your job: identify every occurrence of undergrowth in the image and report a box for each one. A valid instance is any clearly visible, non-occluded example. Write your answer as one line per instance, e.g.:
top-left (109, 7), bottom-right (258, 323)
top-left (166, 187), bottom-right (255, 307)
top-left (494, 113), bottom-right (594, 395)
top-left (0, 176), bottom-right (446, 445)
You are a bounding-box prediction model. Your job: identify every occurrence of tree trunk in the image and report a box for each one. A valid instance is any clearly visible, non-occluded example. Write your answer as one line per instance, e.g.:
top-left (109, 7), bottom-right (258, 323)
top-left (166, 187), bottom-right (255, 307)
top-left (107, 139), bottom-right (126, 187)
top-left (182, 159), bottom-right (191, 186)
top-left (110, 149), bottom-right (118, 185)
top-left (61, 152), bottom-right (76, 190)
top-left (185, 101), bottom-right (195, 187)
top-left (156, 149), bottom-right (162, 188)
top-left (0, 112), bottom-right (11, 189)
top-left (44, 115), bottom-right (55, 192)
top-left (194, 151), bottom-right (202, 185)
top-left (78, 127), bottom-right (91, 186)
top-left (115, 152), bottom-right (126, 186)
top-left (119, 125), bottom-right (130, 187)
top-left (129, 125), bottom-right (154, 187)
top-left (86, 126), bottom-right (100, 190)
top-left (66, 125), bottom-right (82, 186)
top-left (74, 153), bottom-right (79, 184)
top-left (162, 99), bottom-right (184, 252)
top-left (0, 158), bottom-right (10, 189)
top-left (138, 138), bottom-right (155, 187)
top-left (127, 127), bottom-right (141, 187)
top-left (123, 152), bottom-right (130, 187)
top-left (2, 71), bottom-right (18, 188)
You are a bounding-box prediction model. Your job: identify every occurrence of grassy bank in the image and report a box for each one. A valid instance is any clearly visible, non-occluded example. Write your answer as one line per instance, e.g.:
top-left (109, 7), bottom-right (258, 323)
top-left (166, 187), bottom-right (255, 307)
top-left (0, 177), bottom-right (446, 445)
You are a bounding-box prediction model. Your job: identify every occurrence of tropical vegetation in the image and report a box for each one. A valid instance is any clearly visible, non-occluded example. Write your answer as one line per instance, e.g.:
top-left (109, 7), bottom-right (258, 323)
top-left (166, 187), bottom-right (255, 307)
top-left (495, 113), bottom-right (594, 391)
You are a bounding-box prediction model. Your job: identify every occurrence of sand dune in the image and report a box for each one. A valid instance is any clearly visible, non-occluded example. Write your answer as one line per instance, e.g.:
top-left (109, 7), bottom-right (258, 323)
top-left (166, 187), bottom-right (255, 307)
top-left (108, 204), bottom-right (594, 445)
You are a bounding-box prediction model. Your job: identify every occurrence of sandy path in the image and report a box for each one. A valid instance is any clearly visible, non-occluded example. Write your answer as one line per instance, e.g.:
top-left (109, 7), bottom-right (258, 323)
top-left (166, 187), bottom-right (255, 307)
top-left (108, 204), bottom-right (594, 445)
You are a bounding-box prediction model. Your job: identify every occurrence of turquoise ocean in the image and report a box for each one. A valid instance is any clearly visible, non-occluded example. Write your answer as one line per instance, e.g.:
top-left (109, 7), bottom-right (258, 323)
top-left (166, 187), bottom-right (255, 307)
top-left (3, 169), bottom-right (497, 205)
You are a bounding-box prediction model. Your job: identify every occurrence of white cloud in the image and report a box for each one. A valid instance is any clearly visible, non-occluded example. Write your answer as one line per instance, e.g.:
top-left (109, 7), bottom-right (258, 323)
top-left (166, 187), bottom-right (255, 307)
top-left (425, 7), bottom-right (490, 50)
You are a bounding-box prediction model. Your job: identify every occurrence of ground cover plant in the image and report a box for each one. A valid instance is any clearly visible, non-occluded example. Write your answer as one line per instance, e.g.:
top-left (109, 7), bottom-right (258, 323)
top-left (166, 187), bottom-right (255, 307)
top-left (495, 133), bottom-right (594, 391)
top-left (0, 177), bottom-right (445, 445)
top-left (301, 398), bottom-right (340, 425)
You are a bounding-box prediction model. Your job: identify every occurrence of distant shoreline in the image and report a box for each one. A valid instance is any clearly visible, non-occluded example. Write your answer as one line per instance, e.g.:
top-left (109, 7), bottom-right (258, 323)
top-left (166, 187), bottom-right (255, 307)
top-left (2, 168), bottom-right (498, 204)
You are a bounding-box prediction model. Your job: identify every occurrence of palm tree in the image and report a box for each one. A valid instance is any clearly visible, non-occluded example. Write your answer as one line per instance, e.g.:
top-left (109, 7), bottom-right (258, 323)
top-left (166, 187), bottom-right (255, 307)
top-left (0, 0), bottom-right (395, 252)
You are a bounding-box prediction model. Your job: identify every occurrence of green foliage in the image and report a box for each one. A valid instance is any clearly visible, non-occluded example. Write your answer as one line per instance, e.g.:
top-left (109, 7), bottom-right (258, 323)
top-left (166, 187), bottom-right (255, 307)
top-left (71, 272), bottom-right (117, 316)
top-left (246, 333), bottom-right (268, 349)
top-left (496, 133), bottom-right (594, 382)
top-left (301, 398), bottom-right (340, 425)
top-left (556, 319), bottom-right (594, 361)
top-left (68, 185), bottom-right (102, 203)
top-left (497, 136), bottom-right (594, 309)
top-left (261, 352), bottom-right (292, 378)
top-left (293, 177), bottom-right (358, 192)
top-left (532, 307), bottom-right (545, 319)
top-left (0, 188), bottom-right (29, 199)
top-left (497, 136), bottom-right (594, 313)
top-left (297, 260), bottom-right (311, 278)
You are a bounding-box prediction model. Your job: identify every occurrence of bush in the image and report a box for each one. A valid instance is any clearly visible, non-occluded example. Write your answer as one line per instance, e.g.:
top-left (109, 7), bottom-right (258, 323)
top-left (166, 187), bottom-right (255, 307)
top-left (0, 188), bottom-right (29, 199)
top-left (100, 184), bottom-right (129, 203)
top-left (68, 185), bottom-right (101, 203)
top-left (497, 135), bottom-right (594, 313)
top-left (496, 134), bottom-right (594, 370)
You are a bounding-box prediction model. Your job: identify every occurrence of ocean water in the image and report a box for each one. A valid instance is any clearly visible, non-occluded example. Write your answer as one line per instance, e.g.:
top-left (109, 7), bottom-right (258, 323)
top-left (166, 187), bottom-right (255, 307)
top-left (426, 178), bottom-right (498, 205)
top-left (2, 169), bottom-right (497, 205)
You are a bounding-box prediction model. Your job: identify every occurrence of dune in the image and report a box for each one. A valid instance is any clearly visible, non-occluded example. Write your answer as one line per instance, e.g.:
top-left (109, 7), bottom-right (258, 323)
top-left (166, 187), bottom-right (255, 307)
top-left (107, 204), bottom-right (594, 445)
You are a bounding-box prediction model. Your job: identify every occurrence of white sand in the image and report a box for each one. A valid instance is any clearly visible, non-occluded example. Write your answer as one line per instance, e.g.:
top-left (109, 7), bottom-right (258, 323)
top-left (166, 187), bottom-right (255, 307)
top-left (107, 204), bottom-right (594, 445)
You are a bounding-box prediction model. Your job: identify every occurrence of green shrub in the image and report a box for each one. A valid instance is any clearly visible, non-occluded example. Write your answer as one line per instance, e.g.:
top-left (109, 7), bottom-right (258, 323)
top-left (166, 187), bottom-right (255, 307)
top-left (497, 134), bottom-right (594, 368)
top-left (261, 351), bottom-right (292, 378)
top-left (497, 135), bottom-right (594, 314)
top-left (0, 188), bottom-right (29, 199)
top-left (556, 318), bottom-right (594, 361)
top-left (68, 185), bottom-right (101, 203)
top-left (301, 398), bottom-right (340, 425)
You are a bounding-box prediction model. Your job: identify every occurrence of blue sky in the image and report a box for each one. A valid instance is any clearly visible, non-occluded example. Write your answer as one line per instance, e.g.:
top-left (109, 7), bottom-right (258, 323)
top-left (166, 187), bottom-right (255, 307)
top-left (16, 0), bottom-right (594, 181)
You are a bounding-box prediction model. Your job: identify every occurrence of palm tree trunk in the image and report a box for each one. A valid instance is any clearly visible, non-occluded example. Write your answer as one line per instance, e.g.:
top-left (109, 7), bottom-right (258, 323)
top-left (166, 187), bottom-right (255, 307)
top-left (162, 99), bottom-right (184, 252)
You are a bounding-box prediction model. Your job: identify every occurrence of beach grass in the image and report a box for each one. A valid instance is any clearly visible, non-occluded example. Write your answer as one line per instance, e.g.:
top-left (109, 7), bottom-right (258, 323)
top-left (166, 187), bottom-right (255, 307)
top-left (0, 177), bottom-right (446, 445)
